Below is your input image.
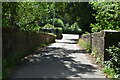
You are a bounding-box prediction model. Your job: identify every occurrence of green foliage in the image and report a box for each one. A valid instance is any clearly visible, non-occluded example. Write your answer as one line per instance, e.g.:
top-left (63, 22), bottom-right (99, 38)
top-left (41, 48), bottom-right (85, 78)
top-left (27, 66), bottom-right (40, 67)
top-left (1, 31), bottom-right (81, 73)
top-left (3, 52), bottom-right (24, 78)
top-left (63, 23), bottom-right (82, 34)
top-left (91, 48), bottom-right (102, 64)
top-left (42, 23), bottom-right (63, 39)
top-left (70, 22), bottom-right (82, 32)
top-left (55, 27), bottom-right (62, 33)
top-left (53, 18), bottom-right (64, 27)
top-left (2, 2), bottom-right (19, 27)
top-left (38, 18), bottom-right (64, 28)
top-left (91, 48), bottom-right (98, 58)
top-left (63, 23), bottom-right (70, 33)
top-left (90, 2), bottom-right (120, 32)
top-left (103, 44), bottom-right (120, 79)
top-left (78, 39), bottom-right (91, 52)
top-left (105, 45), bottom-right (120, 74)
top-left (103, 67), bottom-right (118, 79)
top-left (21, 23), bottom-right (41, 32)
top-left (2, 2), bottom-right (96, 33)
top-left (2, 2), bottom-right (52, 30)
top-left (64, 2), bottom-right (96, 33)
top-left (49, 2), bottom-right (96, 33)
top-left (43, 23), bottom-right (54, 28)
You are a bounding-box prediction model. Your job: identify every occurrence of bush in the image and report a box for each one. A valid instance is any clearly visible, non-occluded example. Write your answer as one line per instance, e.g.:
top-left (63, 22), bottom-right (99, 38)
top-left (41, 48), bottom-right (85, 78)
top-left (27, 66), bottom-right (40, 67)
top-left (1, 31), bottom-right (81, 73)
top-left (43, 23), bottom-right (54, 28)
top-left (71, 22), bottom-right (82, 33)
top-left (53, 18), bottom-right (64, 27)
top-left (103, 67), bottom-right (118, 79)
top-left (105, 45), bottom-right (120, 74)
top-left (41, 24), bottom-right (55, 33)
top-left (41, 23), bottom-right (63, 39)
top-left (63, 23), bottom-right (82, 34)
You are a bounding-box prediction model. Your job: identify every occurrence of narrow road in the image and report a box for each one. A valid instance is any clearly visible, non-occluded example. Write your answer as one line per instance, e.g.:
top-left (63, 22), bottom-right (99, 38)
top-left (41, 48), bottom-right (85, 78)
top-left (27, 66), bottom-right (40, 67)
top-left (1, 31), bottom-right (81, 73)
top-left (11, 34), bottom-right (107, 79)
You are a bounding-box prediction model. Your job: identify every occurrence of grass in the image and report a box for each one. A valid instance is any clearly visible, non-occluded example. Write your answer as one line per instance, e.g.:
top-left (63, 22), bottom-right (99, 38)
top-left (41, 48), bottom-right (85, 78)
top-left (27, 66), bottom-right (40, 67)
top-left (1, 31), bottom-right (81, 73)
top-left (78, 39), bottom-right (91, 52)
top-left (102, 67), bottom-right (119, 80)
top-left (2, 43), bottom-right (50, 79)
top-left (78, 38), bottom-right (120, 80)
top-left (91, 48), bottom-right (119, 79)
top-left (91, 48), bottom-right (102, 64)
top-left (2, 52), bottom-right (24, 78)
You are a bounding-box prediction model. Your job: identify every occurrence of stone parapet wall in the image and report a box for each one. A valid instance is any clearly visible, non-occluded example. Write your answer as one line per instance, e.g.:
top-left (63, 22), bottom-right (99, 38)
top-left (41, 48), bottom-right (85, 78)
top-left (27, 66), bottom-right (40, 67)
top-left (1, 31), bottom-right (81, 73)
top-left (80, 30), bottom-right (120, 61)
top-left (2, 28), bottom-right (56, 58)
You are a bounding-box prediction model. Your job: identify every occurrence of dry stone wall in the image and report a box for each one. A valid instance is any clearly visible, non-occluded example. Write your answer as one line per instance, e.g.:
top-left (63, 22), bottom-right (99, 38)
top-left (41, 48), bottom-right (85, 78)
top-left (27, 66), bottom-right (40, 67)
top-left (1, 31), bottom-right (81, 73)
top-left (80, 30), bottom-right (120, 61)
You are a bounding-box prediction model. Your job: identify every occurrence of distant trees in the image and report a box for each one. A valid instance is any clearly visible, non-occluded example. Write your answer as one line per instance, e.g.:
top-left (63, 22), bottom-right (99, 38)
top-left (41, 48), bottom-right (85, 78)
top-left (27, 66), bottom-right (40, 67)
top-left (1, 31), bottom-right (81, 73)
top-left (54, 2), bottom-right (96, 33)
top-left (2, 2), bottom-right (119, 33)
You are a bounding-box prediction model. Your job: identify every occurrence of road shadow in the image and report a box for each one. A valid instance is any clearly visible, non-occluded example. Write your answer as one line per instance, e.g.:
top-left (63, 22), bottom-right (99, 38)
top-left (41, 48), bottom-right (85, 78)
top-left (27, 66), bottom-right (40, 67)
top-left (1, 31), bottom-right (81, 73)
top-left (41, 47), bottom-right (88, 54)
top-left (10, 47), bottom-right (96, 78)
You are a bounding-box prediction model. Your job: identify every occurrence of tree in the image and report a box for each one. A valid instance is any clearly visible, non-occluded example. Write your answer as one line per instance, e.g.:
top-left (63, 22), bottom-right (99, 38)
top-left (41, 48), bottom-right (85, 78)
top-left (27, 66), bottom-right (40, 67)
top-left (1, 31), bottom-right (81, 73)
top-left (2, 2), bottom-right (19, 28)
top-left (54, 2), bottom-right (96, 33)
top-left (90, 2), bottom-right (120, 32)
top-left (2, 2), bottom-right (52, 31)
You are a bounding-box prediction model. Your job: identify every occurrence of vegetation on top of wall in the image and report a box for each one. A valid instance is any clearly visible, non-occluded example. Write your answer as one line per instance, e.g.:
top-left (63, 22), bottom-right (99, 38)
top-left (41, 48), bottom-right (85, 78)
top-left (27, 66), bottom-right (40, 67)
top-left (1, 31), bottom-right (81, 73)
top-left (53, 18), bottom-right (64, 27)
top-left (43, 23), bottom-right (54, 29)
top-left (41, 23), bottom-right (63, 39)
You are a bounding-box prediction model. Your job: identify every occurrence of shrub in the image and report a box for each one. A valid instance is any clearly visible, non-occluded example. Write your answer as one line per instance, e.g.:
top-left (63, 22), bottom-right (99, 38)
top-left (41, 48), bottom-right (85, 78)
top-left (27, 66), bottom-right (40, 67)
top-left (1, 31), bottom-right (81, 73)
top-left (41, 24), bottom-right (55, 33)
top-left (63, 23), bottom-right (82, 34)
top-left (63, 23), bottom-right (71, 33)
top-left (43, 23), bottom-right (54, 28)
top-left (71, 22), bottom-right (82, 33)
top-left (42, 23), bottom-right (63, 39)
top-left (103, 67), bottom-right (118, 79)
top-left (53, 18), bottom-right (64, 27)
top-left (105, 45), bottom-right (120, 74)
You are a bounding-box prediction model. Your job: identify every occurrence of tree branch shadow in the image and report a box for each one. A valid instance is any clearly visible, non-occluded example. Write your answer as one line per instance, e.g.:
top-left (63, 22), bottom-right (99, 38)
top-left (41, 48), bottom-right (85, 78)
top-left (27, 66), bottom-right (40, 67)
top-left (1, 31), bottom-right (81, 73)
top-left (10, 47), bottom-right (97, 78)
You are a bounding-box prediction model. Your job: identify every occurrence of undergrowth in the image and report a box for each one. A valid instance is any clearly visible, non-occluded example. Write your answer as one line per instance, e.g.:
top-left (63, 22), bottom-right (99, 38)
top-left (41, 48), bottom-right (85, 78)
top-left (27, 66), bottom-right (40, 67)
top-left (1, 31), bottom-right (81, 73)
top-left (78, 39), bottom-right (91, 52)
top-left (103, 44), bottom-right (120, 79)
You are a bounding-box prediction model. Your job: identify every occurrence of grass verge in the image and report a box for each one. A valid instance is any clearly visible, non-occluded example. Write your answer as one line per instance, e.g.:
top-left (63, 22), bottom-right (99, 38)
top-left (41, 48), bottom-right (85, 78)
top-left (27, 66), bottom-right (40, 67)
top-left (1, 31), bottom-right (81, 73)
top-left (102, 67), bottom-right (119, 80)
top-left (78, 39), bottom-right (91, 52)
